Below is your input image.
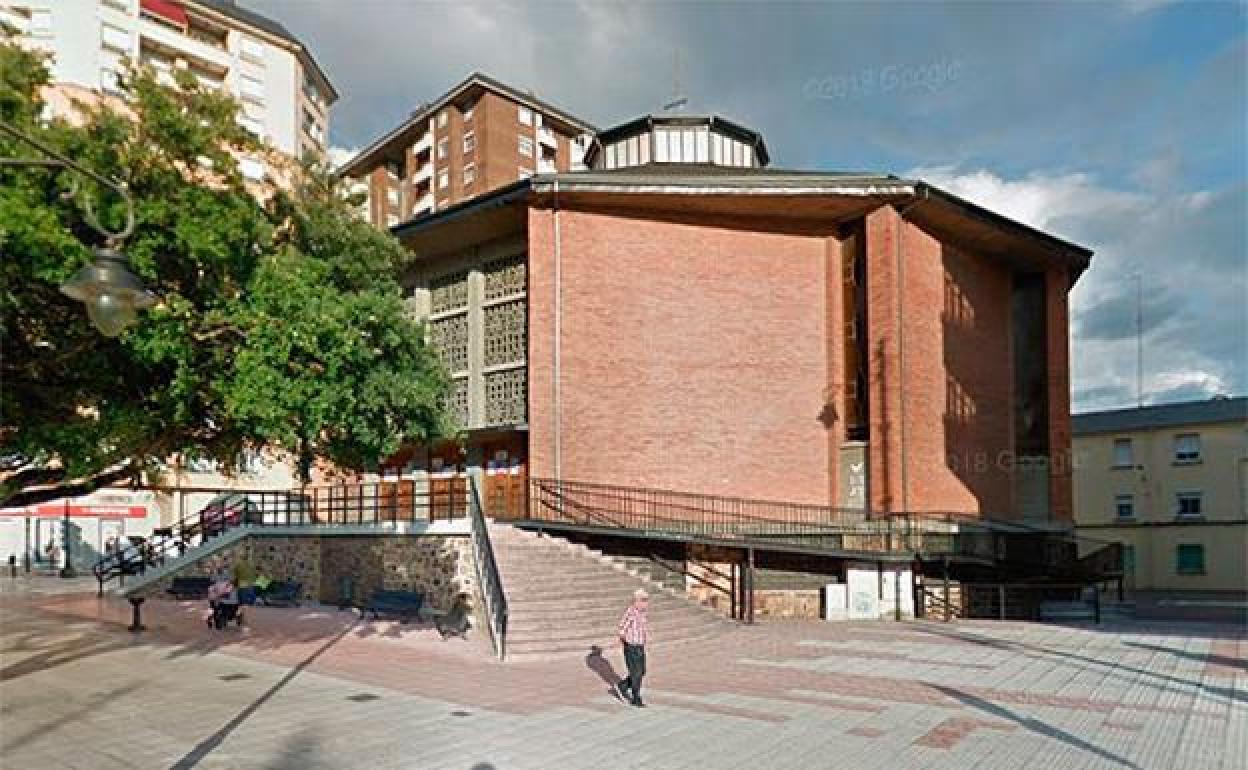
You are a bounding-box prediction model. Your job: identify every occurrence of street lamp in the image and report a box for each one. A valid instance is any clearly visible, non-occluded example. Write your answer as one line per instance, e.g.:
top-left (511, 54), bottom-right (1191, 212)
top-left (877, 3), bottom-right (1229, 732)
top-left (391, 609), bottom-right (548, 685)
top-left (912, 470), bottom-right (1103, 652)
top-left (0, 118), bottom-right (157, 337)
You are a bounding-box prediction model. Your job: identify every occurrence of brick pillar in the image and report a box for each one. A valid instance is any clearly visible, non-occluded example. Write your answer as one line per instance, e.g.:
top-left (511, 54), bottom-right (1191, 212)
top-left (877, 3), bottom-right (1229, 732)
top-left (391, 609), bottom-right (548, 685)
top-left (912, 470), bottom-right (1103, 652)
top-left (825, 234), bottom-right (845, 509)
top-left (526, 204), bottom-right (555, 482)
top-left (1045, 268), bottom-right (1073, 522)
top-left (865, 207), bottom-right (902, 515)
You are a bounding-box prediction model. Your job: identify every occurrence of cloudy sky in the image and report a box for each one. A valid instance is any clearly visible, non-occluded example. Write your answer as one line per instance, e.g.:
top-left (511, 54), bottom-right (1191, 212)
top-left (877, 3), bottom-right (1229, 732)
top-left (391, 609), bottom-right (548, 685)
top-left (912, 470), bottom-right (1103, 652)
top-left (252, 0), bottom-right (1246, 412)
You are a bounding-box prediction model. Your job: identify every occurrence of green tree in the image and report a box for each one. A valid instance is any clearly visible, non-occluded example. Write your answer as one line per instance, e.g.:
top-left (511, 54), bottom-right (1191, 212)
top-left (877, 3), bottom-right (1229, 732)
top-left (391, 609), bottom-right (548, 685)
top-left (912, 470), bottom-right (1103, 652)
top-left (0, 39), bottom-right (450, 507)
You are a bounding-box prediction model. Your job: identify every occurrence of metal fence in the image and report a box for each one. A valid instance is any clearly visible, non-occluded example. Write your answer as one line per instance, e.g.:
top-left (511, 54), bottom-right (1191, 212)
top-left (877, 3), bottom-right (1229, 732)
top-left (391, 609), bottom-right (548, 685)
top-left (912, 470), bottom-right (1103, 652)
top-left (468, 475), bottom-right (508, 661)
top-left (525, 478), bottom-right (1125, 579)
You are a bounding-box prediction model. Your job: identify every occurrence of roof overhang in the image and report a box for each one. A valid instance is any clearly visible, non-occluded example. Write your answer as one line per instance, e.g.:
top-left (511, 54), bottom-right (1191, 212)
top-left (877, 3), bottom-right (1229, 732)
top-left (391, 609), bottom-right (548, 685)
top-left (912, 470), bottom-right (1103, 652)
top-left (390, 171), bottom-right (1093, 280)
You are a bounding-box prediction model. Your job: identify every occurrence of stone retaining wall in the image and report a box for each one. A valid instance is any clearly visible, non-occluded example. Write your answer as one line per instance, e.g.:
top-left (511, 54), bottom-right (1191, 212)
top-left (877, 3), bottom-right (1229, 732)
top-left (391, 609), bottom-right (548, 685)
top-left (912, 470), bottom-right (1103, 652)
top-left (132, 534), bottom-right (476, 616)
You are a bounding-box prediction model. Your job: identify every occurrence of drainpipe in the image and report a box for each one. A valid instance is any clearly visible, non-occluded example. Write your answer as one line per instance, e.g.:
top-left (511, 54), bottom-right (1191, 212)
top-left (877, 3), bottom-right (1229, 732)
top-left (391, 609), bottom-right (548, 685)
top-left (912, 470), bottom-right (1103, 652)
top-left (894, 189), bottom-right (928, 516)
top-left (552, 180), bottom-right (562, 483)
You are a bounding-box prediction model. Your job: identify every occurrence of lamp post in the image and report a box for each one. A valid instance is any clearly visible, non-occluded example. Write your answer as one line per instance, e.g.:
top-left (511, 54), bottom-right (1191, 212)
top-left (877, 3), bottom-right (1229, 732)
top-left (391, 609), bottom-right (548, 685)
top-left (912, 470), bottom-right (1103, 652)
top-left (0, 118), bottom-right (156, 336)
top-left (60, 497), bottom-right (76, 579)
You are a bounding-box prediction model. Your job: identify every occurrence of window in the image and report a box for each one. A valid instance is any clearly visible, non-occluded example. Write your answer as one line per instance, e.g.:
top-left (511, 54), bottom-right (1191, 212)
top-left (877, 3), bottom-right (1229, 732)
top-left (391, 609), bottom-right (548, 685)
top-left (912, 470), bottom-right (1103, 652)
top-left (240, 35), bottom-right (265, 64)
top-left (462, 164), bottom-right (475, 186)
top-left (438, 111), bottom-right (448, 128)
top-left (239, 157), bottom-right (265, 181)
top-left (1114, 494), bottom-right (1135, 520)
top-left (1112, 438), bottom-right (1134, 468)
top-left (239, 449), bottom-right (265, 475)
top-left (517, 106), bottom-right (532, 126)
top-left (100, 67), bottom-right (123, 95)
top-left (1176, 544), bottom-right (1205, 575)
top-left (1123, 544), bottom-right (1136, 575)
top-left (30, 9), bottom-right (52, 36)
top-left (1174, 433), bottom-right (1201, 463)
top-left (518, 136), bottom-right (534, 158)
top-left (1175, 490), bottom-right (1203, 519)
top-left (437, 169), bottom-right (449, 190)
top-left (437, 137), bottom-right (448, 160)
top-left (518, 167), bottom-right (533, 180)
top-left (100, 22), bottom-right (131, 52)
top-left (186, 456), bottom-right (219, 473)
top-left (463, 131), bottom-right (475, 154)
top-left (463, 103), bottom-right (475, 121)
top-left (240, 73), bottom-right (265, 103)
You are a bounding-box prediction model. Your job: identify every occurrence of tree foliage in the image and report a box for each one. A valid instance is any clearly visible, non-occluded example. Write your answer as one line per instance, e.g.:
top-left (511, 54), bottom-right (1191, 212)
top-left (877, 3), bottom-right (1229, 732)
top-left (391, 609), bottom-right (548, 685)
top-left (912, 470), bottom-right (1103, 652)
top-left (0, 38), bottom-right (449, 506)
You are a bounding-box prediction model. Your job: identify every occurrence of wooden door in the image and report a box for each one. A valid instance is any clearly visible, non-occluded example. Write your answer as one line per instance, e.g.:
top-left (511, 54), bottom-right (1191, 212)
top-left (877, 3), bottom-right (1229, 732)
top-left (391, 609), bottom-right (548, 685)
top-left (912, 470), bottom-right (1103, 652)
top-left (483, 440), bottom-right (527, 519)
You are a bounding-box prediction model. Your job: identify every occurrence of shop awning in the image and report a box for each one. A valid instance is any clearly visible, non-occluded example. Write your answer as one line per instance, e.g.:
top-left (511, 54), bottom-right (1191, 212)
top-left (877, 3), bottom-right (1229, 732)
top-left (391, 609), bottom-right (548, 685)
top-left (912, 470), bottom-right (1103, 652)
top-left (140, 0), bottom-right (189, 29)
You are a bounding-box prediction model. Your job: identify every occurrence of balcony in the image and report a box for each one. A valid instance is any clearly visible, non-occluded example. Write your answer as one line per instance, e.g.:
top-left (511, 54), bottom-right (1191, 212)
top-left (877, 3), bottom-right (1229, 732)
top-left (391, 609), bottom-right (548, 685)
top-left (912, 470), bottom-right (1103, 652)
top-left (412, 131), bottom-right (433, 156)
top-left (412, 193), bottom-right (435, 217)
top-left (137, 17), bottom-right (231, 75)
top-left (412, 161), bottom-right (433, 184)
top-left (537, 125), bottom-right (558, 148)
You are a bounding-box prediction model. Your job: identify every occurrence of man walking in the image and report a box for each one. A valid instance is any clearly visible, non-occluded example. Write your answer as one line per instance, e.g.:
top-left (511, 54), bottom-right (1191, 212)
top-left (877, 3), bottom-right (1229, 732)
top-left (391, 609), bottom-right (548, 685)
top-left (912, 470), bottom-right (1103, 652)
top-left (616, 588), bottom-right (650, 708)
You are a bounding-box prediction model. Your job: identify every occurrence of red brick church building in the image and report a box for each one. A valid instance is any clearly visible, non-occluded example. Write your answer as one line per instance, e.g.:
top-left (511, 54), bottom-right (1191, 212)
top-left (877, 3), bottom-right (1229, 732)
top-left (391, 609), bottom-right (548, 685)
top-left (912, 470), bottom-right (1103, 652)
top-left (384, 111), bottom-right (1090, 524)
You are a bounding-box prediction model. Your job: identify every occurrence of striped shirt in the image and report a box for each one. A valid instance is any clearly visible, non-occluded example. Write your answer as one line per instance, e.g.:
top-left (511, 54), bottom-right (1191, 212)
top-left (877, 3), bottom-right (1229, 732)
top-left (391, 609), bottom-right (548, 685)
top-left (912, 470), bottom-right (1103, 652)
top-left (617, 604), bottom-right (649, 646)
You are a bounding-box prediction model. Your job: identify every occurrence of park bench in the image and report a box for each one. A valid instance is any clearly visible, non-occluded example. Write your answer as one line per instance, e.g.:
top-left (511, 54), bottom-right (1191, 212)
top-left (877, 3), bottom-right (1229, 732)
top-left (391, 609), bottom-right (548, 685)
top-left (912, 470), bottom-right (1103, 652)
top-left (167, 576), bottom-right (213, 599)
top-left (364, 589), bottom-right (424, 622)
top-left (257, 581), bottom-right (302, 607)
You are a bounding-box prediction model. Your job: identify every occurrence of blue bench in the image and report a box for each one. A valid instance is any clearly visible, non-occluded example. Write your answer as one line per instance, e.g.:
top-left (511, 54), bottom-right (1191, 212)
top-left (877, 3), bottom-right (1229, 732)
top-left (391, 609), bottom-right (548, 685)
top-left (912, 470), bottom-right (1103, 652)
top-left (364, 589), bottom-right (424, 622)
top-left (258, 581), bottom-right (302, 607)
top-left (167, 576), bottom-right (213, 600)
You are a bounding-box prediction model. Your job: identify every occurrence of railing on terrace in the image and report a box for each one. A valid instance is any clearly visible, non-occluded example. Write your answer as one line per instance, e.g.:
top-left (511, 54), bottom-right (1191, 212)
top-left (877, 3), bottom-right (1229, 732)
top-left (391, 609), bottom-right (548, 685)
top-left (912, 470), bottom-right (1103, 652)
top-left (525, 478), bottom-right (1000, 562)
top-left (524, 478), bottom-right (1125, 580)
top-left (468, 475), bottom-right (508, 661)
top-left (92, 480), bottom-right (470, 593)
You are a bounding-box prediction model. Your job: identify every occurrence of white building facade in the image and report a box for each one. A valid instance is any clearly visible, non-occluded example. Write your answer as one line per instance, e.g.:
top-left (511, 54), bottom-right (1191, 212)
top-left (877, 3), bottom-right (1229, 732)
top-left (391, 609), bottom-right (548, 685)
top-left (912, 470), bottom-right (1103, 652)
top-left (1, 0), bottom-right (336, 176)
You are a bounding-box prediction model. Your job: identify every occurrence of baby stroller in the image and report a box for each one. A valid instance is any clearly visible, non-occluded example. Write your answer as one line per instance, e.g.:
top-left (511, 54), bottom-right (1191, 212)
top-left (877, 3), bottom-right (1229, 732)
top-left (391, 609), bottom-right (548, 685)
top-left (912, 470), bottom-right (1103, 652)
top-left (206, 578), bottom-right (244, 631)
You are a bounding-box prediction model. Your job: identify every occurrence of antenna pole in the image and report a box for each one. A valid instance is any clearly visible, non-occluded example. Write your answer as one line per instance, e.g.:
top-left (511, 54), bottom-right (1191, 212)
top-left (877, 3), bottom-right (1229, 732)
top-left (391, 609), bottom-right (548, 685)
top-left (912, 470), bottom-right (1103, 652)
top-left (1135, 274), bottom-right (1143, 408)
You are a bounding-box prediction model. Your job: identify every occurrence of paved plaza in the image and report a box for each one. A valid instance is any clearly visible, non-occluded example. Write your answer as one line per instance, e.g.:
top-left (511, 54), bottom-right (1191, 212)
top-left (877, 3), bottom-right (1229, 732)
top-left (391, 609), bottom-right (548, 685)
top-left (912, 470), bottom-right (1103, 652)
top-left (0, 578), bottom-right (1244, 770)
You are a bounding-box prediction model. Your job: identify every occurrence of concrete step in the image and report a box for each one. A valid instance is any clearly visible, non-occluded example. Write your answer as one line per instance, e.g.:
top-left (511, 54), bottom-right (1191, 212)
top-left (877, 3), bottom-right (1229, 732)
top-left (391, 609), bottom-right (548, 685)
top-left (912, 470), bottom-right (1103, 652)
top-left (489, 523), bottom-right (735, 659)
top-left (508, 615), bottom-right (724, 639)
top-left (506, 628), bottom-right (725, 658)
top-left (506, 606), bottom-right (723, 631)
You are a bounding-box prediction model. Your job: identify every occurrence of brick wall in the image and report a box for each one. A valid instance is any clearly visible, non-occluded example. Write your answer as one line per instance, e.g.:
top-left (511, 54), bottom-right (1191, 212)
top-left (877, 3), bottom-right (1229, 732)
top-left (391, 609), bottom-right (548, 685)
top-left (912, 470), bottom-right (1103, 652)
top-left (527, 204), bottom-right (836, 503)
top-left (866, 208), bottom-right (1016, 517)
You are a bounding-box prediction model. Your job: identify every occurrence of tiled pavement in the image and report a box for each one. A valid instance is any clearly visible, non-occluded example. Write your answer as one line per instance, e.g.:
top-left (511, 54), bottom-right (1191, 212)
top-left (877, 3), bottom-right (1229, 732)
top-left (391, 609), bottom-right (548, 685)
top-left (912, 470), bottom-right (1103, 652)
top-left (0, 578), bottom-right (1244, 769)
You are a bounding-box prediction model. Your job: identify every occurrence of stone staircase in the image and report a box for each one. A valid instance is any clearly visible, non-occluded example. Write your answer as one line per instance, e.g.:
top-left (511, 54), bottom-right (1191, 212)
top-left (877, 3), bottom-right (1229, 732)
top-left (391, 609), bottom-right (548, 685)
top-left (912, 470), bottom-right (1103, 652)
top-left (490, 524), bottom-right (735, 658)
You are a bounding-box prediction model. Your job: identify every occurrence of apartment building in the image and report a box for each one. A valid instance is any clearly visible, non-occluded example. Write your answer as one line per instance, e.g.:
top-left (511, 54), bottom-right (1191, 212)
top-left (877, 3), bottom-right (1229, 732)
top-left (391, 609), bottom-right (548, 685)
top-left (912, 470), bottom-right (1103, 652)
top-left (1, 0), bottom-right (336, 179)
top-left (1073, 396), bottom-right (1248, 593)
top-left (339, 73), bottom-right (595, 228)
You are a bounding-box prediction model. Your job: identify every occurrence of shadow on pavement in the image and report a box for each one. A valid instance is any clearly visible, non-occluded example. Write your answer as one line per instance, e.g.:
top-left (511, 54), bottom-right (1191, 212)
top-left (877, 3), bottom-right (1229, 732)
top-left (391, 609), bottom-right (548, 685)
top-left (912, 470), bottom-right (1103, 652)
top-left (169, 618), bottom-right (359, 770)
top-left (906, 623), bottom-right (1247, 705)
top-left (930, 684), bottom-right (1141, 769)
top-left (1123, 640), bottom-right (1248, 674)
top-left (586, 645), bottom-right (625, 698)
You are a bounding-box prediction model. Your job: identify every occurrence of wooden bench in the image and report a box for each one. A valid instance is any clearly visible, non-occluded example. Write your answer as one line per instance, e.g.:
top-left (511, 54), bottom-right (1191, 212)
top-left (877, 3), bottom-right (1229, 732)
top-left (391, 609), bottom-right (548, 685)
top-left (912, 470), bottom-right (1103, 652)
top-left (167, 576), bottom-right (213, 600)
top-left (364, 590), bottom-right (424, 622)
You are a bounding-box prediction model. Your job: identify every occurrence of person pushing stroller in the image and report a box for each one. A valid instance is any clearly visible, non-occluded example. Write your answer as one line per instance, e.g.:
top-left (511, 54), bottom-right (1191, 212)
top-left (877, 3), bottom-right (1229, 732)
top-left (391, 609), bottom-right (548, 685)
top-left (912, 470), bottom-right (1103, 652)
top-left (206, 562), bottom-right (243, 630)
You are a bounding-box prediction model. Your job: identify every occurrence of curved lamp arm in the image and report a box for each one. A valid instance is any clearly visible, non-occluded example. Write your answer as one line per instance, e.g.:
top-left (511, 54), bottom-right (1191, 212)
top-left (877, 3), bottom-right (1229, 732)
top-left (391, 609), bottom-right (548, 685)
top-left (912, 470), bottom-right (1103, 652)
top-left (0, 117), bottom-right (135, 243)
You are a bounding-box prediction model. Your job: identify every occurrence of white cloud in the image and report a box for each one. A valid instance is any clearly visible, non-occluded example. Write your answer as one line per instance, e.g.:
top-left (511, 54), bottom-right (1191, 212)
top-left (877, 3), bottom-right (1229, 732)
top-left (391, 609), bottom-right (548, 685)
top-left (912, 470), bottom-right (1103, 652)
top-left (327, 145), bottom-right (358, 171)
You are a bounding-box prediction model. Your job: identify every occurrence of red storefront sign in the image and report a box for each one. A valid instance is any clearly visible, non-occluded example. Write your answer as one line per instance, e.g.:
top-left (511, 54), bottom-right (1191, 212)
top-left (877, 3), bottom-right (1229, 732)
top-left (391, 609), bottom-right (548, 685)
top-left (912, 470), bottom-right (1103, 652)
top-left (18, 504), bottom-right (148, 519)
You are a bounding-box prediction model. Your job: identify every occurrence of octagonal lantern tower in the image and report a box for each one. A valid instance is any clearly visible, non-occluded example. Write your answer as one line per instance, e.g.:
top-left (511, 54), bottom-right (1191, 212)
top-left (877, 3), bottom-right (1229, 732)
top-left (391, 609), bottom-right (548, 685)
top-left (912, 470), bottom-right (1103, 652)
top-left (584, 114), bottom-right (770, 171)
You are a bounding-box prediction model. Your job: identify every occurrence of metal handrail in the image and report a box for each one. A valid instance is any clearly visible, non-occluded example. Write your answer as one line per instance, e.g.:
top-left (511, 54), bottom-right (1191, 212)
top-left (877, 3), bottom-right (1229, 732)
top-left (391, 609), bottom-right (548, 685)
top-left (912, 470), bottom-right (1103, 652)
top-left (526, 478), bottom-right (1121, 578)
top-left (90, 481), bottom-right (471, 592)
top-left (468, 474), bottom-right (508, 661)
